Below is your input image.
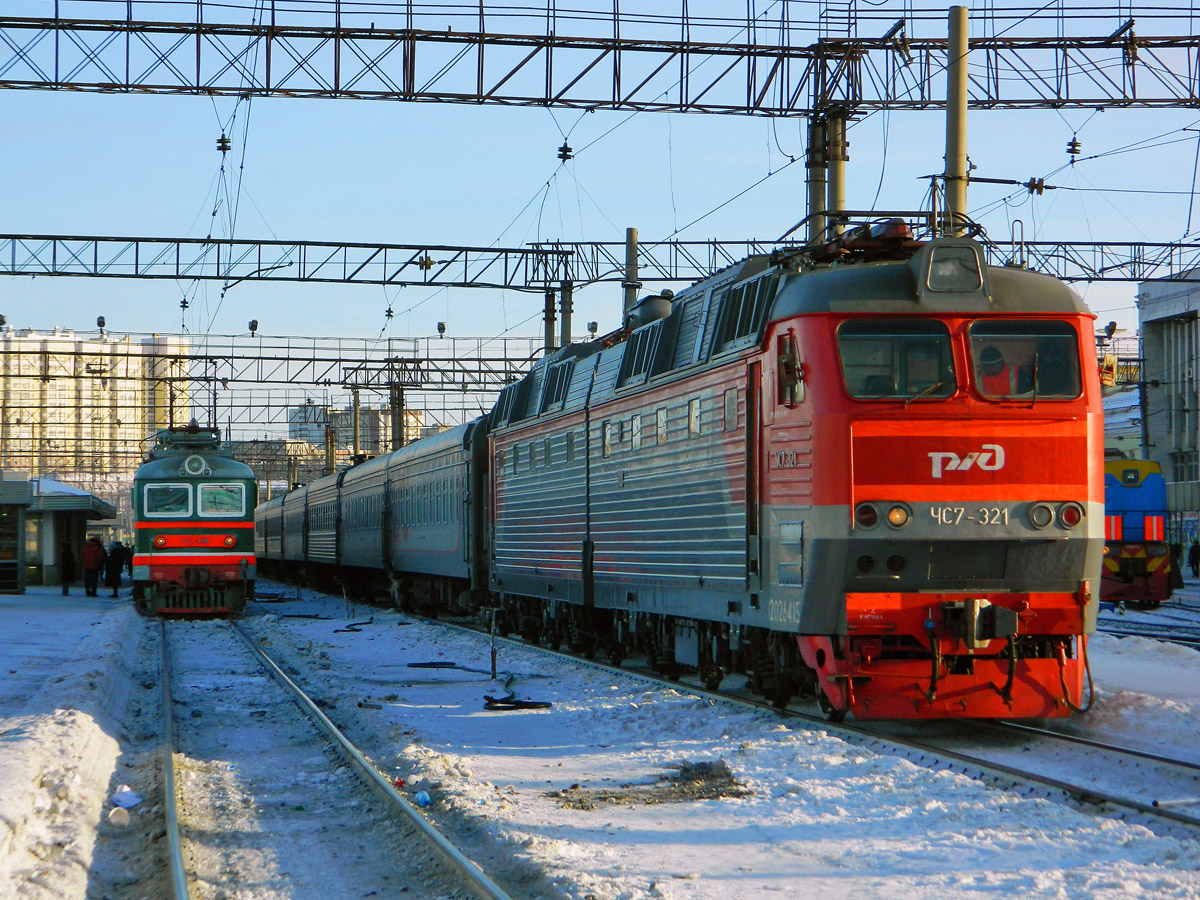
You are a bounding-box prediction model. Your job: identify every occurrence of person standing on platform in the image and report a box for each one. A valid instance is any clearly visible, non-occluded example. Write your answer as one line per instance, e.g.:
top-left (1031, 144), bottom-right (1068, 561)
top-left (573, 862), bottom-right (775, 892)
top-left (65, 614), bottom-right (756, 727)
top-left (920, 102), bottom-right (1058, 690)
top-left (105, 541), bottom-right (126, 597)
top-left (59, 543), bottom-right (77, 596)
top-left (1189, 540), bottom-right (1200, 579)
top-left (81, 536), bottom-right (106, 597)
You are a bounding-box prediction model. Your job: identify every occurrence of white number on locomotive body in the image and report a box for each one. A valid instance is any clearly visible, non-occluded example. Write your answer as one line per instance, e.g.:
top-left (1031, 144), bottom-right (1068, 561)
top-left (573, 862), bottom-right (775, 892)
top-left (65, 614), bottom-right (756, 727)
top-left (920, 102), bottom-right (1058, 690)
top-left (929, 506), bottom-right (1010, 526)
top-left (768, 598), bottom-right (802, 627)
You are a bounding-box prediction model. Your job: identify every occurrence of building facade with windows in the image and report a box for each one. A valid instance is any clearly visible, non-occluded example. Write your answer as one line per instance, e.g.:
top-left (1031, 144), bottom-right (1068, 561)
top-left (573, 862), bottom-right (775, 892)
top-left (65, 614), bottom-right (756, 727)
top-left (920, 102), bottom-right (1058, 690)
top-left (1138, 275), bottom-right (1200, 541)
top-left (0, 327), bottom-right (190, 529)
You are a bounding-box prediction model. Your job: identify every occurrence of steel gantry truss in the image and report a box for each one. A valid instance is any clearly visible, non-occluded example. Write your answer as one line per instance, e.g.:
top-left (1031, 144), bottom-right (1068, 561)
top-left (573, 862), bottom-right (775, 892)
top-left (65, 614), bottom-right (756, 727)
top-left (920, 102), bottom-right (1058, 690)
top-left (1, 6), bottom-right (1199, 113)
top-left (5, 232), bottom-right (1200, 285)
top-left (0, 234), bottom-right (572, 290)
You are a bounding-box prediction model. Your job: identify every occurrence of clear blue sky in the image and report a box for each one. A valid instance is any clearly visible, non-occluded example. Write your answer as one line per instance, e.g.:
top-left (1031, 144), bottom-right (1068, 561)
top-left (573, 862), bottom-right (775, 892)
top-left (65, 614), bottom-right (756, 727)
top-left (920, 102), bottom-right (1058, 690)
top-left (3, 1), bottom-right (1198, 347)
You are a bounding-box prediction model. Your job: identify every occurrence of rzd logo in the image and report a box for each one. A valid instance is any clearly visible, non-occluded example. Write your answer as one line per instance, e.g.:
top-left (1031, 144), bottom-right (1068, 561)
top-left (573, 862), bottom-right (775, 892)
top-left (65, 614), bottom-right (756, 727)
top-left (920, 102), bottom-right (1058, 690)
top-left (927, 443), bottom-right (1005, 478)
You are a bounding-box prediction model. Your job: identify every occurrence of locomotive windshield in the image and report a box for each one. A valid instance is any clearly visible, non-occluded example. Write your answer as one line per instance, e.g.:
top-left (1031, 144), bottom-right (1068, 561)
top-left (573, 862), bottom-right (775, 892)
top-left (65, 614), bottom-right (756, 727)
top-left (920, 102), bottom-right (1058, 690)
top-left (144, 484), bottom-right (191, 516)
top-left (969, 321), bottom-right (1080, 399)
top-left (198, 483), bottom-right (246, 516)
top-left (838, 319), bottom-right (956, 400)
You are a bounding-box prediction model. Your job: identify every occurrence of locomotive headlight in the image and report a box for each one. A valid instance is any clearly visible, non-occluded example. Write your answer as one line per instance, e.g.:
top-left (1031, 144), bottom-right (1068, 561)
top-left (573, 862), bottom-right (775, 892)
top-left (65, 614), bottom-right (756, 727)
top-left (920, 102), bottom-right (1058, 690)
top-left (854, 503), bottom-right (879, 528)
top-left (1028, 503), bottom-right (1055, 529)
top-left (1146, 542), bottom-right (1168, 557)
top-left (223, 535), bottom-right (236, 547)
top-left (1058, 502), bottom-right (1085, 529)
top-left (886, 504), bottom-right (911, 528)
top-left (153, 534), bottom-right (167, 548)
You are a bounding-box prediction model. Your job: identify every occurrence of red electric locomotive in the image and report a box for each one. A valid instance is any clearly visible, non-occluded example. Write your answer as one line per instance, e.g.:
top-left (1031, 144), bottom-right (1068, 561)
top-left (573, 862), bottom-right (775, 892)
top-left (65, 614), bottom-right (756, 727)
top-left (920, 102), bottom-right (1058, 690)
top-left (487, 220), bottom-right (1102, 720)
top-left (257, 219), bottom-right (1102, 721)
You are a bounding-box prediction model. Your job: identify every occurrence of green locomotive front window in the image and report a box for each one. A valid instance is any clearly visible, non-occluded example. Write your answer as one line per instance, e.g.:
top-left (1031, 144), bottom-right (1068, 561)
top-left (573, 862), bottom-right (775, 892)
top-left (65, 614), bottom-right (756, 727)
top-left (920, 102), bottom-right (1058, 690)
top-left (144, 484), bottom-right (191, 517)
top-left (838, 319), bottom-right (956, 400)
top-left (199, 483), bottom-right (246, 517)
top-left (969, 321), bottom-right (1081, 400)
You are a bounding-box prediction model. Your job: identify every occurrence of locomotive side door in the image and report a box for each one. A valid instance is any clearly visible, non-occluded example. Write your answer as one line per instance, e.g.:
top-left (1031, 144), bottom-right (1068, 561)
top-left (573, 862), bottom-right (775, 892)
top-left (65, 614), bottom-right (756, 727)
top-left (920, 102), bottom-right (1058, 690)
top-left (746, 360), bottom-right (762, 592)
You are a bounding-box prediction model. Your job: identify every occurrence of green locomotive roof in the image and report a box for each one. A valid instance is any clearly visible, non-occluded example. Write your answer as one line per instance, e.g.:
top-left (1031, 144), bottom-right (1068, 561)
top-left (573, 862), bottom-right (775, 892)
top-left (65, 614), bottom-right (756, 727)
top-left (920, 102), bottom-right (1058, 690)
top-left (134, 422), bottom-right (254, 480)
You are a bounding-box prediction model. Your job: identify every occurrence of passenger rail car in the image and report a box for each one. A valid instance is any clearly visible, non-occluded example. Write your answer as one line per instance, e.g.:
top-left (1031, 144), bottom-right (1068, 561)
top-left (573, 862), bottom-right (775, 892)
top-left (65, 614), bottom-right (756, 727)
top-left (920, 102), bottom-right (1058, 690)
top-left (1102, 459), bottom-right (1174, 607)
top-left (258, 224), bottom-right (1103, 720)
top-left (133, 422), bottom-right (257, 616)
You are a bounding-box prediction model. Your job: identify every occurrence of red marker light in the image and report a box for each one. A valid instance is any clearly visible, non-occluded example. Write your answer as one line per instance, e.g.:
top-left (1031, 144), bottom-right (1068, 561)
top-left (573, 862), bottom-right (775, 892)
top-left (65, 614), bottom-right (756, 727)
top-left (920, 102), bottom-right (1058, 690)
top-left (855, 503), bottom-right (879, 528)
top-left (1059, 503), bottom-right (1084, 528)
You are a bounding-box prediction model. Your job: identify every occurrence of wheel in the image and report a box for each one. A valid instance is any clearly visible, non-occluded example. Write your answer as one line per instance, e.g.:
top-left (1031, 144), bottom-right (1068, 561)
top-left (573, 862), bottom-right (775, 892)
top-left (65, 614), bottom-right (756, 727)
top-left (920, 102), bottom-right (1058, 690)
top-left (700, 664), bottom-right (725, 691)
top-left (818, 692), bottom-right (847, 723)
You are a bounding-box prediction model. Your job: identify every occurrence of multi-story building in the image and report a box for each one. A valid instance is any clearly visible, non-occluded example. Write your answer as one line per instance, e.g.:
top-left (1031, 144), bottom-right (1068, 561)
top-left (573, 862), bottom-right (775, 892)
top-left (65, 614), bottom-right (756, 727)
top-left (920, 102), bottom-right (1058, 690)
top-left (0, 326), bottom-right (190, 524)
top-left (287, 400), bottom-right (426, 455)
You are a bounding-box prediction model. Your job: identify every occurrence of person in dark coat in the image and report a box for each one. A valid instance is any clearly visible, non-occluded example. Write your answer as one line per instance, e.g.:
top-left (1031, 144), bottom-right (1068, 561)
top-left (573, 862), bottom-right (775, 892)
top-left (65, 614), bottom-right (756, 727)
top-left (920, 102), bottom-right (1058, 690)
top-left (59, 543), bottom-right (77, 596)
top-left (80, 536), bottom-right (106, 597)
top-left (1189, 540), bottom-right (1200, 579)
top-left (105, 541), bottom-right (126, 597)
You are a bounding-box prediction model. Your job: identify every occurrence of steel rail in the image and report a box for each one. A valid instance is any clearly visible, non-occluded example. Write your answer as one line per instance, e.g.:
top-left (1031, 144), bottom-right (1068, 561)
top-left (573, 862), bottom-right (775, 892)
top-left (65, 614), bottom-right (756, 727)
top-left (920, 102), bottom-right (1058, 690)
top-left (158, 619), bottom-right (192, 900)
top-left (227, 620), bottom-right (515, 900)
top-left (990, 719), bottom-right (1200, 773)
top-left (412, 611), bottom-right (1200, 834)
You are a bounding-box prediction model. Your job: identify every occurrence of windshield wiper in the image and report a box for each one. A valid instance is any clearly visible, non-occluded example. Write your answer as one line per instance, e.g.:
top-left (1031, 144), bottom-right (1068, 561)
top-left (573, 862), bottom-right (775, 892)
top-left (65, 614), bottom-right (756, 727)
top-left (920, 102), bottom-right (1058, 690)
top-left (904, 377), bottom-right (954, 408)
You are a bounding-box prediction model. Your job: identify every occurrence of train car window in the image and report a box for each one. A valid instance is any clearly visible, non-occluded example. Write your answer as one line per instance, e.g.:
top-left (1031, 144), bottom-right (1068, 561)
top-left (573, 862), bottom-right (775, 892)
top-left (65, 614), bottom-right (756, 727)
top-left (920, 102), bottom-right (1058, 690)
top-left (566, 431), bottom-right (576, 463)
top-left (723, 388), bottom-right (738, 431)
top-left (969, 321), bottom-right (1080, 400)
top-left (631, 415), bottom-right (642, 450)
top-left (198, 483), bottom-right (245, 517)
top-left (837, 319), bottom-right (955, 400)
top-left (511, 444), bottom-right (520, 474)
top-left (543, 437), bottom-right (552, 466)
top-left (656, 407), bottom-right (668, 444)
top-left (602, 421), bottom-right (613, 458)
top-left (688, 398), bottom-right (702, 435)
top-left (145, 484), bottom-right (191, 517)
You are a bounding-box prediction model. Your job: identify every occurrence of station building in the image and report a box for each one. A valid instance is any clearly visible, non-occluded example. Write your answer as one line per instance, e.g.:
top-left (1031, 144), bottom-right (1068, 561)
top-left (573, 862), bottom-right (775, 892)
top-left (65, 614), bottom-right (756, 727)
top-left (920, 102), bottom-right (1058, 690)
top-left (1138, 275), bottom-right (1200, 542)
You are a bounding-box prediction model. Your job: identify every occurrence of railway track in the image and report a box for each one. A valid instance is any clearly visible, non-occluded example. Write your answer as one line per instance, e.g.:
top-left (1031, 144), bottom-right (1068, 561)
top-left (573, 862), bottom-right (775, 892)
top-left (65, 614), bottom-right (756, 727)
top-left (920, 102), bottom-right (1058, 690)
top-left (1097, 618), bottom-right (1200, 647)
top-left (413, 610), bottom-right (1200, 838)
top-left (157, 619), bottom-right (516, 900)
top-left (849, 717), bottom-right (1200, 829)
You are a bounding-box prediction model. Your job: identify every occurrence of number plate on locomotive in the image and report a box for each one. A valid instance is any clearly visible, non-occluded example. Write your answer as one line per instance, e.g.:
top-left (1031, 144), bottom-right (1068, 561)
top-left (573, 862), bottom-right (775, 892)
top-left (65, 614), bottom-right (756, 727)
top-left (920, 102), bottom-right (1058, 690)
top-left (928, 506), bottom-right (1010, 526)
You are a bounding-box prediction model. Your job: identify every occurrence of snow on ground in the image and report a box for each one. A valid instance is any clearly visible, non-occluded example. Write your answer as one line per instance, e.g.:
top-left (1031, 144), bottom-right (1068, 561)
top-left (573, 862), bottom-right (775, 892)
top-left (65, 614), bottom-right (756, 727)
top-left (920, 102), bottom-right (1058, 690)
top-left (4, 581), bottom-right (1200, 899)
top-left (0, 592), bottom-right (149, 899)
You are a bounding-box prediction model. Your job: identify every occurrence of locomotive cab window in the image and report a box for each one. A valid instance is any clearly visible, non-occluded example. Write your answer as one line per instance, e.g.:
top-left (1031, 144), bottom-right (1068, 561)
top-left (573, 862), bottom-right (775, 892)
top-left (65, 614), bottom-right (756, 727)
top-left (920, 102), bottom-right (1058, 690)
top-left (144, 484), bottom-right (191, 517)
top-left (969, 321), bottom-right (1080, 400)
top-left (837, 319), bottom-right (955, 400)
top-left (199, 483), bottom-right (246, 517)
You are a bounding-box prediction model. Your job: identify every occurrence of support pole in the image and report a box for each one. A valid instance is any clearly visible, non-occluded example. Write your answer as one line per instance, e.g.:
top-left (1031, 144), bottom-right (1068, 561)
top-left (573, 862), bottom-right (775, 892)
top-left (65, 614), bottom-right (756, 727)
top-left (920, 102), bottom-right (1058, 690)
top-left (560, 280), bottom-right (574, 346)
top-left (622, 227), bottom-right (640, 322)
top-left (351, 388), bottom-right (361, 460)
top-left (945, 6), bottom-right (969, 236)
top-left (390, 381), bottom-right (405, 452)
top-left (805, 116), bottom-right (828, 245)
top-left (826, 111), bottom-right (848, 236)
top-left (544, 288), bottom-right (557, 355)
